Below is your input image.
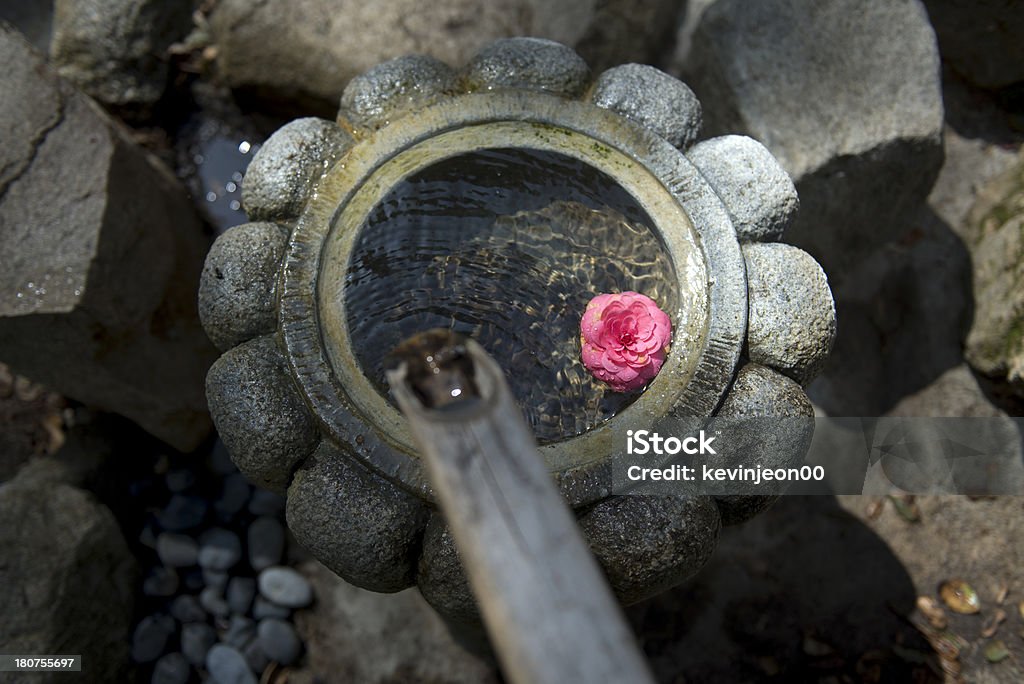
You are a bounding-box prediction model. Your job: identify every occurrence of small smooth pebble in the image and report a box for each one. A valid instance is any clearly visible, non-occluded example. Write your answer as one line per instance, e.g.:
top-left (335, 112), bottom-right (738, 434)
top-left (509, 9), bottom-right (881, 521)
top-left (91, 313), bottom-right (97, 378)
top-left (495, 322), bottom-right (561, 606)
top-left (156, 533), bottom-right (199, 567)
top-left (252, 596), bottom-right (291, 620)
top-left (181, 622), bottom-right (217, 667)
top-left (206, 644), bottom-right (257, 684)
top-left (151, 652), bottom-right (189, 684)
top-left (203, 568), bottom-right (230, 591)
top-left (198, 528), bottom-right (242, 570)
top-left (215, 473), bottom-right (251, 519)
top-left (169, 594), bottom-right (207, 623)
top-left (248, 488), bottom-right (285, 516)
top-left (227, 577), bottom-right (257, 615)
top-left (257, 618), bottom-right (302, 665)
top-left (200, 586), bottom-right (230, 618)
top-left (138, 523), bottom-right (158, 549)
top-left (165, 469), bottom-right (197, 493)
top-left (247, 516), bottom-right (285, 571)
top-left (158, 495), bottom-right (207, 531)
top-left (132, 614), bottom-right (175, 663)
top-left (258, 567), bottom-right (313, 608)
top-left (222, 615), bottom-right (256, 649)
top-left (143, 566), bottom-right (179, 597)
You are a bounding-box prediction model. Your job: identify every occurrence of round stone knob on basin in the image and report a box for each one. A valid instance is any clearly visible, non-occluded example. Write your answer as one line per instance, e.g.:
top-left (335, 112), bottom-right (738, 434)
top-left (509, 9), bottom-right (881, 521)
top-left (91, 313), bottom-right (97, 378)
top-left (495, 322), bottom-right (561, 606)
top-left (199, 38), bottom-right (836, 626)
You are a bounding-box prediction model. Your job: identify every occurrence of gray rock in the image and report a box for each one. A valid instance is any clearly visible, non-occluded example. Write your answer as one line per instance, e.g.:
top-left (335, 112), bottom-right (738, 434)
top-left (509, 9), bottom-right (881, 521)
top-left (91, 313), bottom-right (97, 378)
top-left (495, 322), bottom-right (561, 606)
top-left (208, 0), bottom-right (678, 111)
top-left (169, 594), bottom-right (207, 623)
top-left (216, 473), bottom-right (251, 520)
top-left (0, 475), bottom-right (136, 681)
top-left (922, 0), bottom-right (1024, 90)
top-left (0, 27), bottom-right (215, 451)
top-left (964, 152), bottom-right (1024, 397)
top-left (206, 644), bottom-right (258, 684)
top-left (203, 568), bottom-right (230, 592)
top-left (591, 63), bottom-right (702, 149)
top-left (253, 596), bottom-right (292, 620)
top-left (199, 222), bottom-right (289, 351)
top-left (577, 495), bottom-right (721, 605)
top-left (340, 54), bottom-right (458, 130)
top-left (156, 532), bottom-right (199, 567)
top-left (257, 567), bottom-right (314, 608)
top-left (463, 37), bottom-right (590, 97)
top-left (241, 119), bottom-right (351, 222)
top-left (248, 516), bottom-right (286, 571)
top-left (151, 652), bottom-right (190, 684)
top-left (687, 135), bottom-right (799, 242)
top-left (416, 515), bottom-right (480, 626)
top-left (679, 0), bottom-right (944, 281)
top-left (227, 577), bottom-right (257, 615)
top-left (132, 614), bottom-right (175, 664)
top-left (743, 243), bottom-right (836, 384)
top-left (181, 622), bottom-right (217, 667)
top-left (143, 566), bottom-right (179, 598)
top-left (49, 0), bottom-right (192, 109)
top-left (222, 615), bottom-right (256, 650)
top-left (710, 364), bottom-right (815, 525)
top-left (286, 442), bottom-right (428, 593)
top-left (257, 618), bottom-right (303, 665)
top-left (198, 528), bottom-right (243, 571)
top-left (0, 29), bottom-right (212, 450)
top-left (200, 586), bottom-right (230, 618)
top-left (206, 335), bottom-right (320, 494)
top-left (158, 495), bottom-right (208, 532)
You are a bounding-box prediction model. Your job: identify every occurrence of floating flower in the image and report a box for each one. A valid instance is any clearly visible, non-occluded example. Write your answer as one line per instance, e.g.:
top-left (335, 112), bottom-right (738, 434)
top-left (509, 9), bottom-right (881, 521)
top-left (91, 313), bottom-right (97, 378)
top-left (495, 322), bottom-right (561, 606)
top-left (580, 291), bottom-right (671, 392)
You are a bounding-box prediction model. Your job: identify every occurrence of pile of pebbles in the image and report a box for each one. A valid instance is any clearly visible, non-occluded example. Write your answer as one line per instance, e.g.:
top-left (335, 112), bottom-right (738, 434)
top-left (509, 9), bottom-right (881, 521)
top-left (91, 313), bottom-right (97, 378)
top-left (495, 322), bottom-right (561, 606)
top-left (129, 442), bottom-right (313, 684)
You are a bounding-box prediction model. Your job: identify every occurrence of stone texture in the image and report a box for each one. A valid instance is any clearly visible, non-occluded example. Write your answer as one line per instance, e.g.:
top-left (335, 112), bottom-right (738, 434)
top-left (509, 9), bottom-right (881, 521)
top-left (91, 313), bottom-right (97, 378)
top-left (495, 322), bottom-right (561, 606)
top-left (679, 0), bottom-right (944, 281)
top-left (463, 37), bottom-right (590, 97)
top-left (416, 515), bottom-right (480, 626)
top-left (0, 27), bottom-right (216, 451)
top-left (0, 473), bottom-right (137, 683)
top-left (922, 0), bottom-right (1024, 90)
top-left (294, 559), bottom-right (498, 684)
top-left (286, 442), bottom-right (428, 593)
top-left (687, 135), bottom-right (799, 242)
top-left (207, 0), bottom-right (679, 112)
top-left (710, 364), bottom-right (815, 525)
top-left (577, 495), bottom-right (721, 606)
top-left (199, 222), bottom-right (289, 352)
top-left (240, 118), bottom-right (351, 222)
top-left (206, 335), bottom-right (320, 493)
top-left (339, 55), bottom-right (458, 130)
top-left (743, 243), bottom-right (836, 384)
top-left (257, 566), bottom-right (314, 608)
top-left (49, 0), bottom-right (192, 109)
top-left (963, 151), bottom-right (1024, 397)
top-left (591, 63), bottom-right (702, 150)
top-left (206, 644), bottom-right (257, 684)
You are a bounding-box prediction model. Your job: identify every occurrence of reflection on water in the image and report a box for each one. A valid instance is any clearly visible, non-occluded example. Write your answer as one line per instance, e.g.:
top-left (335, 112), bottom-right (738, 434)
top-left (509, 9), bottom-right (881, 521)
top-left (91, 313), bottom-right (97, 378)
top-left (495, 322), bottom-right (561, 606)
top-left (345, 148), bottom-right (677, 443)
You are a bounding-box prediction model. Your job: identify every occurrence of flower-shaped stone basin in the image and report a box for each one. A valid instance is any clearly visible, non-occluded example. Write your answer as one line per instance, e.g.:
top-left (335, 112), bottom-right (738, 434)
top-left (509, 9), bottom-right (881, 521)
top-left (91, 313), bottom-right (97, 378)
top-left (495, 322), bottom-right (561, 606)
top-left (200, 38), bottom-right (836, 618)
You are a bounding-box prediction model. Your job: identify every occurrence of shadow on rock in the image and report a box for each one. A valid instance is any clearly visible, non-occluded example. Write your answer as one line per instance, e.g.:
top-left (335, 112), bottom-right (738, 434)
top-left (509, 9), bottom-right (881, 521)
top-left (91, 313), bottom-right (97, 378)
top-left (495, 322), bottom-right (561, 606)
top-left (627, 496), bottom-right (941, 683)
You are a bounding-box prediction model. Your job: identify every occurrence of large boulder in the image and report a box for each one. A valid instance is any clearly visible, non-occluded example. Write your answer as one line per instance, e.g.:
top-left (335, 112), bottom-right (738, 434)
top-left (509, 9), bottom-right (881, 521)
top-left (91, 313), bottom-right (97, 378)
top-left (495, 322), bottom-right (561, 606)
top-left (0, 471), bottom-right (137, 683)
top-left (208, 0), bottom-right (681, 113)
top-left (964, 150), bottom-right (1024, 397)
top-left (0, 27), bottom-right (216, 451)
top-left (49, 0), bottom-right (193, 110)
top-left (677, 0), bottom-right (944, 282)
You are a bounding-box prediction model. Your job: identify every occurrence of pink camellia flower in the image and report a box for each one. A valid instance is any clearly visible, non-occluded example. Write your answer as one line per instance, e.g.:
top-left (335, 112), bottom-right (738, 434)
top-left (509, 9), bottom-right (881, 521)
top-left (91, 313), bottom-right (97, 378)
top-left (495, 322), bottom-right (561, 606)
top-left (580, 291), bottom-right (672, 392)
